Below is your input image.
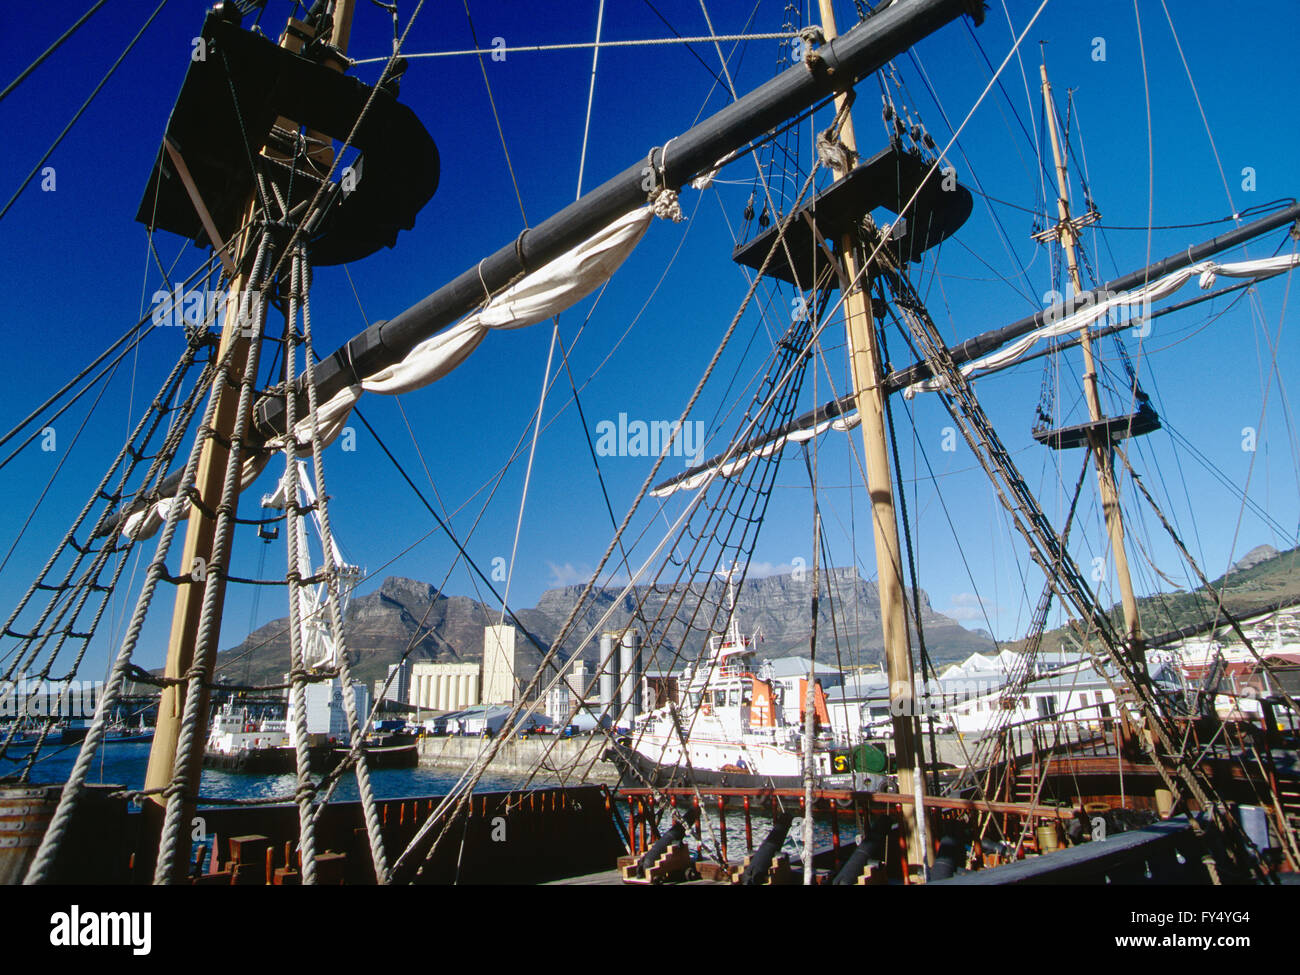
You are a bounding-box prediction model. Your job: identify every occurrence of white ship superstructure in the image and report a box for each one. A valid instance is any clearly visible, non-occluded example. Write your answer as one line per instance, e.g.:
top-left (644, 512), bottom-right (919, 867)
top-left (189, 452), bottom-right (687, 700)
top-left (616, 573), bottom-right (886, 790)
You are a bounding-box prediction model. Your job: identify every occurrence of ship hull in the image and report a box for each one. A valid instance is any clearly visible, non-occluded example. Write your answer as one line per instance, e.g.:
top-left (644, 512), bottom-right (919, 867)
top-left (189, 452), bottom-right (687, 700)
top-left (203, 744), bottom-right (333, 774)
top-left (203, 739), bottom-right (419, 774)
top-left (604, 740), bottom-right (885, 793)
top-left (358, 741), bottom-right (419, 770)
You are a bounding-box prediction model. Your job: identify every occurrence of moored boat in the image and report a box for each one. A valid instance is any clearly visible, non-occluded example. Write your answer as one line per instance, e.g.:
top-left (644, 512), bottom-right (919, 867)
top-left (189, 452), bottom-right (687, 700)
top-left (2, 0), bottom-right (1296, 890)
top-left (606, 574), bottom-right (890, 793)
top-left (203, 699), bottom-right (416, 774)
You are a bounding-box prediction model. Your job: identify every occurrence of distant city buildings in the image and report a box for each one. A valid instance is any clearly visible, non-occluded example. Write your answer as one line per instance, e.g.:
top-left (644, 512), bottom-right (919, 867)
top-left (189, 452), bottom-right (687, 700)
top-left (545, 659), bottom-right (586, 726)
top-left (373, 661), bottom-right (411, 706)
top-left (382, 605), bottom-right (1300, 735)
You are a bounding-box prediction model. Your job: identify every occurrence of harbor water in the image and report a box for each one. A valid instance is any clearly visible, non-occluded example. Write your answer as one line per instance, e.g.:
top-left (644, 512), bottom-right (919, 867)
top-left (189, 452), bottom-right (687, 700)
top-left (4, 740), bottom-right (569, 804)
top-left (7, 739), bottom-right (847, 868)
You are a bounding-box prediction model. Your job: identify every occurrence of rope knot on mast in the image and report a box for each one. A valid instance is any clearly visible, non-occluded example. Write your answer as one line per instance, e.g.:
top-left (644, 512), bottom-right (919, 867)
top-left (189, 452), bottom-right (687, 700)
top-left (645, 140), bottom-right (684, 222)
top-left (797, 25), bottom-right (826, 56)
top-left (651, 188), bottom-right (684, 222)
top-left (816, 130), bottom-right (856, 178)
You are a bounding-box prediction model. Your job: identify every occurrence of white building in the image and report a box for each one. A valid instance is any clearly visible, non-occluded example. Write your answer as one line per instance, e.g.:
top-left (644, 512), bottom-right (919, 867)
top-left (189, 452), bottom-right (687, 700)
top-left (824, 671), bottom-right (891, 743)
top-left (544, 660), bottom-right (586, 728)
top-left (382, 661), bottom-right (411, 704)
top-left (820, 607), bottom-right (1300, 745)
top-left (411, 661), bottom-right (480, 712)
top-left (298, 678), bottom-right (369, 741)
top-left (441, 704), bottom-right (533, 736)
top-left (821, 649), bottom-right (1128, 742)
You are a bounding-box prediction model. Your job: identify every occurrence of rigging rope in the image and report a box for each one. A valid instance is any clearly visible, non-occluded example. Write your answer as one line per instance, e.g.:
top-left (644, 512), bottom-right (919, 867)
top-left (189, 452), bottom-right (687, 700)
top-left (293, 244), bottom-right (392, 883)
top-left (22, 251), bottom-right (264, 883)
top-left (451, 9), bottom-right (1060, 859)
top-left (876, 238), bottom-right (1264, 880)
top-left (575, 0), bottom-right (607, 199)
top-left (0, 0), bottom-right (171, 223)
top-left (278, 246), bottom-right (324, 884)
top-left (152, 233), bottom-right (275, 884)
top-left (0, 336), bottom-right (215, 688)
top-left (391, 155), bottom-right (834, 877)
top-left (0, 250), bottom-right (221, 461)
top-left (497, 318), bottom-right (559, 629)
top-left (0, 0), bottom-right (111, 105)
top-left (352, 32), bottom-right (801, 64)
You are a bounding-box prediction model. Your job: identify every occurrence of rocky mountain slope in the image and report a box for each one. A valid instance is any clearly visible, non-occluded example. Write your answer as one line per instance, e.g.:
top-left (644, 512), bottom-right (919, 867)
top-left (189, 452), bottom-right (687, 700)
top-left (211, 567), bottom-right (995, 687)
top-left (1011, 543), bottom-right (1300, 655)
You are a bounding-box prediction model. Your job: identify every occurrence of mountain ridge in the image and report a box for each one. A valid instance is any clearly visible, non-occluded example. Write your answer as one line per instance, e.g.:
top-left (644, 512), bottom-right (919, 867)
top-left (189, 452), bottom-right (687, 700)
top-left (210, 567), bottom-right (995, 688)
top-left (1009, 543), bottom-right (1300, 655)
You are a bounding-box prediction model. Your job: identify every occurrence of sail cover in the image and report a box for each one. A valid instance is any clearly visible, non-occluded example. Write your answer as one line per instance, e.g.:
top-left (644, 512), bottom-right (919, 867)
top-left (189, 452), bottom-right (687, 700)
top-left (651, 253), bottom-right (1300, 497)
top-left (122, 207), bottom-right (654, 539)
top-left (362, 207), bottom-right (653, 395)
top-left (121, 455), bottom-right (269, 540)
top-left (651, 412), bottom-right (861, 497)
top-left (903, 253), bottom-right (1300, 398)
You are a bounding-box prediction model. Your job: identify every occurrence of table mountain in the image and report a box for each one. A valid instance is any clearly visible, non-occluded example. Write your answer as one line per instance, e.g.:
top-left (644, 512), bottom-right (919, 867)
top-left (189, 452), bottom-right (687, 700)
top-left (211, 567), bottom-right (994, 688)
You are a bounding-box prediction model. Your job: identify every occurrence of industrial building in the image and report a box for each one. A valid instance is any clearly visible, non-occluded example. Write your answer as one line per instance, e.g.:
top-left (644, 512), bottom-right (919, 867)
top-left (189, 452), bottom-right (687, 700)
top-left (411, 661), bottom-right (481, 712)
top-left (373, 661), bottom-right (412, 708)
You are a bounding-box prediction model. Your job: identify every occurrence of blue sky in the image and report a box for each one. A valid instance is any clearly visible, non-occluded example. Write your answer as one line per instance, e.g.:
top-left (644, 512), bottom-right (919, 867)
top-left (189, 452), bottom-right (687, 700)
top-left (1, 0), bottom-right (1298, 680)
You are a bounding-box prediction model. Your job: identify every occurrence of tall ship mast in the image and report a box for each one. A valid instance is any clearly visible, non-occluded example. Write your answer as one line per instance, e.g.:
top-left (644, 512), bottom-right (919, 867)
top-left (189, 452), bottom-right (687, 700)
top-left (0, 1), bottom-right (1297, 892)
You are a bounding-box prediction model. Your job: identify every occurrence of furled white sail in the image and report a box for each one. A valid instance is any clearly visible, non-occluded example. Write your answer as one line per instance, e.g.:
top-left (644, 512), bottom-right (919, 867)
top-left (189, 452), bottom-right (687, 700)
top-left (120, 207), bottom-right (654, 539)
top-left (903, 253), bottom-right (1300, 398)
top-left (121, 454), bottom-right (268, 540)
top-left (650, 412), bottom-right (860, 498)
top-left (361, 206), bottom-right (653, 395)
top-left (651, 254), bottom-right (1300, 497)
top-left (293, 384), bottom-right (362, 451)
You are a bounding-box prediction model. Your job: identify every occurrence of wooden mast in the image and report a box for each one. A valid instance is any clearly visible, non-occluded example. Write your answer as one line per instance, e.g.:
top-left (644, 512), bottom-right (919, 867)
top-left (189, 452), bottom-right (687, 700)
top-left (1039, 60), bottom-right (1145, 667)
top-left (142, 1), bottom-right (357, 876)
top-left (816, 0), bottom-right (929, 879)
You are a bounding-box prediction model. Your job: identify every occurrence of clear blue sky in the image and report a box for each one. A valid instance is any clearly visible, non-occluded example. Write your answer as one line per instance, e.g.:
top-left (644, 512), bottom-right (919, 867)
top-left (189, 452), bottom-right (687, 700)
top-left (1, 0), bottom-right (1297, 681)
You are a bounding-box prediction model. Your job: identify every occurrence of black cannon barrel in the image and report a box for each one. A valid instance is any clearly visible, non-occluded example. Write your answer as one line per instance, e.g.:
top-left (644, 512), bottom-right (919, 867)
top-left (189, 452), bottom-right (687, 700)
top-left (832, 816), bottom-right (892, 884)
top-left (740, 810), bottom-right (796, 885)
top-left (635, 807), bottom-right (699, 875)
top-left (928, 828), bottom-right (967, 880)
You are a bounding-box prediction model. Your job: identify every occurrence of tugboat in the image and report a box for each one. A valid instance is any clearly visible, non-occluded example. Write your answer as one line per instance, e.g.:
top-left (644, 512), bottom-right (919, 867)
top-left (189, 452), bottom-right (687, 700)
top-left (606, 573), bottom-right (890, 792)
top-left (204, 686), bottom-right (416, 780)
top-left (203, 699), bottom-right (319, 774)
top-left (203, 695), bottom-right (416, 774)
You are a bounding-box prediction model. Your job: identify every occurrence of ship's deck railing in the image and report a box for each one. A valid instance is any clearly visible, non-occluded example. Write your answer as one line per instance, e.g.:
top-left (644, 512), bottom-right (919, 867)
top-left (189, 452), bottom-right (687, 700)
top-left (614, 784), bottom-right (1077, 879)
top-left (979, 698), bottom-right (1286, 764)
top-left (968, 699), bottom-right (1296, 827)
top-left (990, 705), bottom-right (1123, 761)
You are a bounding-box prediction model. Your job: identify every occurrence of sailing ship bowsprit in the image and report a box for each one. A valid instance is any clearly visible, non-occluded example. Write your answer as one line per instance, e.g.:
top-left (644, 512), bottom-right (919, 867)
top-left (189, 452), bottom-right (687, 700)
top-left (1, 0), bottom-right (1297, 888)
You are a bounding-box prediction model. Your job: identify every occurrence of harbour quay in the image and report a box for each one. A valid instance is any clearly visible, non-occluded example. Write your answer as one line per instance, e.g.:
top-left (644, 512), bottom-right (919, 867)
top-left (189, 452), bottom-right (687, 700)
top-left (418, 732), bottom-right (620, 783)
